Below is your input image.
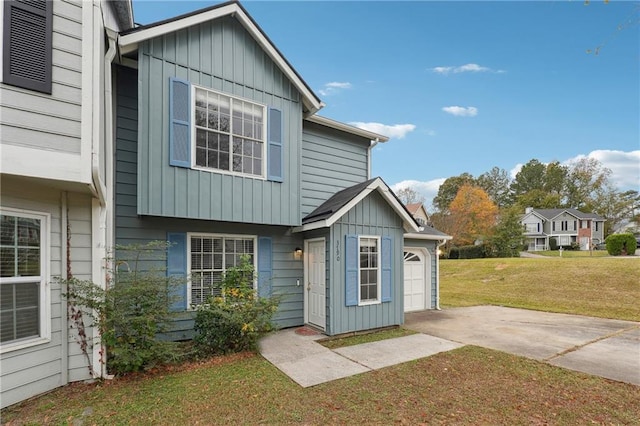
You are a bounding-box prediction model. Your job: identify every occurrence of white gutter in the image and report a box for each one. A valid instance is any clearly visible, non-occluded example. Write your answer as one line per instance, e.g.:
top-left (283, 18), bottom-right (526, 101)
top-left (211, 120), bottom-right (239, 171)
top-left (435, 239), bottom-right (448, 310)
top-left (367, 138), bottom-right (380, 179)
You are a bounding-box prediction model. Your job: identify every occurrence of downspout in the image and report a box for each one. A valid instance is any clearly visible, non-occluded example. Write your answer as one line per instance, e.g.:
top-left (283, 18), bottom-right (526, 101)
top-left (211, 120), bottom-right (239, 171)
top-left (435, 239), bottom-right (448, 310)
top-left (367, 138), bottom-right (380, 179)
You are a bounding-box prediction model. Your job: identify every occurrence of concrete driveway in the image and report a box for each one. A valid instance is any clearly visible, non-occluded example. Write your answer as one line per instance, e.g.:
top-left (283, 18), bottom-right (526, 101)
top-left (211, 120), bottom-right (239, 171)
top-left (405, 306), bottom-right (640, 386)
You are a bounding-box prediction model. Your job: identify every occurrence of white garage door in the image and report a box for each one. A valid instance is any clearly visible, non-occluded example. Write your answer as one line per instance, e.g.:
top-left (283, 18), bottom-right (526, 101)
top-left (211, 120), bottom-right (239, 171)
top-left (404, 249), bottom-right (428, 312)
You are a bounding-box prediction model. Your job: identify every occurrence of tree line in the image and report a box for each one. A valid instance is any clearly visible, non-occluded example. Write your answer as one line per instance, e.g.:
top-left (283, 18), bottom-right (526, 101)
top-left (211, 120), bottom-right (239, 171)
top-left (397, 157), bottom-right (639, 256)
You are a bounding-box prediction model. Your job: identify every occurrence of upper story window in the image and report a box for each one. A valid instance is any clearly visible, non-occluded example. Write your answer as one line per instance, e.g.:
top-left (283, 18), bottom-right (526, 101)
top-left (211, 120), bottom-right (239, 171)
top-left (0, 208), bottom-right (50, 351)
top-left (2, 0), bottom-right (52, 94)
top-left (170, 78), bottom-right (283, 182)
top-left (193, 87), bottom-right (266, 178)
top-left (525, 223), bottom-right (539, 233)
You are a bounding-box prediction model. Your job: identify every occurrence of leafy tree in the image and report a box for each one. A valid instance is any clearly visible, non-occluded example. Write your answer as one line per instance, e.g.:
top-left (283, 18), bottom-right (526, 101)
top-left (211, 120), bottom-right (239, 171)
top-left (484, 207), bottom-right (524, 258)
top-left (514, 189), bottom-right (562, 211)
top-left (433, 173), bottom-right (475, 213)
top-left (396, 186), bottom-right (426, 205)
top-left (510, 159), bottom-right (546, 200)
top-left (447, 184), bottom-right (499, 245)
top-left (544, 161), bottom-right (568, 197)
top-left (592, 188), bottom-right (640, 236)
top-left (477, 166), bottom-right (511, 208)
top-left (565, 157), bottom-right (612, 210)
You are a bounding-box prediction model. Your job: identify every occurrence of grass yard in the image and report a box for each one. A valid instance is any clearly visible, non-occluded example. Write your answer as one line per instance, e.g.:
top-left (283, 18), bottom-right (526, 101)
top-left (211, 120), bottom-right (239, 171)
top-left (534, 249), bottom-right (610, 258)
top-left (440, 257), bottom-right (640, 321)
top-left (3, 347), bottom-right (639, 425)
top-left (3, 256), bottom-right (639, 424)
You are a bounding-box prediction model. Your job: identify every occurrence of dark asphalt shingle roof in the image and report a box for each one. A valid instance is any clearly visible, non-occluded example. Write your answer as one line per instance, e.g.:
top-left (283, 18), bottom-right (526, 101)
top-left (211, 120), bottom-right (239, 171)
top-left (302, 178), bottom-right (379, 225)
top-left (530, 208), bottom-right (605, 221)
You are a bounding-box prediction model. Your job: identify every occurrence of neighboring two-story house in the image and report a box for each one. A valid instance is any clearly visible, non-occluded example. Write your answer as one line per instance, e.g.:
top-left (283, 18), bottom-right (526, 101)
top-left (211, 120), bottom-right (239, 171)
top-left (0, 0), bottom-right (132, 409)
top-left (521, 207), bottom-right (605, 251)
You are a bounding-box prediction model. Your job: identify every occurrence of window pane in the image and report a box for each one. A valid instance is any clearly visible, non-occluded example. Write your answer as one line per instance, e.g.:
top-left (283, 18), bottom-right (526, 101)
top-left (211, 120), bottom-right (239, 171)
top-left (17, 248), bottom-right (40, 276)
top-left (0, 311), bottom-right (14, 343)
top-left (1, 215), bottom-right (16, 245)
top-left (253, 141), bottom-right (262, 159)
top-left (1, 283), bottom-right (13, 310)
top-left (15, 282), bottom-right (38, 308)
top-left (195, 107), bottom-right (207, 127)
top-left (196, 147), bottom-right (206, 167)
top-left (1, 247), bottom-right (15, 277)
top-left (195, 89), bottom-right (207, 108)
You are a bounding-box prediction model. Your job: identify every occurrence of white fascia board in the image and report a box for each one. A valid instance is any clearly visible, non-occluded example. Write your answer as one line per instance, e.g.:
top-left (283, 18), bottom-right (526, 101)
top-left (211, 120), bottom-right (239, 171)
top-left (118, 3), bottom-right (321, 114)
top-left (306, 115), bottom-right (389, 142)
top-left (292, 220), bottom-right (329, 233)
top-left (404, 233), bottom-right (452, 241)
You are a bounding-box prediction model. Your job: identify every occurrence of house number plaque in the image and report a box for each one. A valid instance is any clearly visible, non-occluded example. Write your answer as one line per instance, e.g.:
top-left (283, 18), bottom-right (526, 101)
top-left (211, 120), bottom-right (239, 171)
top-left (335, 240), bottom-right (340, 262)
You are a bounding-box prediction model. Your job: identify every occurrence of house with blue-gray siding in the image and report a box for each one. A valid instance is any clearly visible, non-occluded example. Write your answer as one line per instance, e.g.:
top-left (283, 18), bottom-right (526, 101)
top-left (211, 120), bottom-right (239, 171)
top-left (112, 0), bottom-right (450, 338)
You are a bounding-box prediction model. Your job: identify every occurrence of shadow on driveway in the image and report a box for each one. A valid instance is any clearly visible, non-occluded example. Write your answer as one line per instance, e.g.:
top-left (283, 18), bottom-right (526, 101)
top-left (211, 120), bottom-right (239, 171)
top-left (405, 306), bottom-right (640, 386)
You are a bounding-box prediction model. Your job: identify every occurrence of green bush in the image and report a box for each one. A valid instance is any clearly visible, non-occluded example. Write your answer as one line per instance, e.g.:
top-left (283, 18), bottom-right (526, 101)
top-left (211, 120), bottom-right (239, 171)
top-left (194, 256), bottom-right (280, 355)
top-left (64, 241), bottom-right (184, 375)
top-left (549, 237), bottom-right (558, 251)
top-left (605, 233), bottom-right (637, 256)
top-left (449, 245), bottom-right (485, 259)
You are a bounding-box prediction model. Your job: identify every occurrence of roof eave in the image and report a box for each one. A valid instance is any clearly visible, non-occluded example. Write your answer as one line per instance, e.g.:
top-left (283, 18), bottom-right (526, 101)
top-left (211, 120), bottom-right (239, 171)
top-left (404, 233), bottom-right (452, 241)
top-left (305, 115), bottom-right (389, 142)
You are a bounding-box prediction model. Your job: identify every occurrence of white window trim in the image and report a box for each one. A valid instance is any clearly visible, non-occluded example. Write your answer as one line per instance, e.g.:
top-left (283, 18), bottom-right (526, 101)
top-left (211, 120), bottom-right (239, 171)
top-left (190, 84), bottom-right (267, 180)
top-left (0, 207), bottom-right (51, 354)
top-left (186, 232), bottom-right (258, 308)
top-left (358, 235), bottom-right (381, 306)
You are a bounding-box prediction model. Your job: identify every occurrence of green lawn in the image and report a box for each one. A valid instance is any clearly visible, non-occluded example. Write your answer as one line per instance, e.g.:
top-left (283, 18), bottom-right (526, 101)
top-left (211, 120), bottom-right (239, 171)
top-left (534, 249), bottom-right (610, 258)
top-left (3, 257), bottom-right (640, 424)
top-left (440, 257), bottom-right (640, 321)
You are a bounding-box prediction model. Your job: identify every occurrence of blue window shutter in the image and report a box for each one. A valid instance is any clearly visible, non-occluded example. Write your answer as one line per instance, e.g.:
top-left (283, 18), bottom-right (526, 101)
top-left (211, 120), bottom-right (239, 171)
top-left (381, 236), bottom-right (392, 302)
top-left (267, 107), bottom-right (283, 182)
top-left (169, 78), bottom-right (191, 167)
top-left (167, 232), bottom-right (188, 311)
top-left (345, 234), bottom-right (358, 306)
top-left (257, 237), bottom-right (273, 298)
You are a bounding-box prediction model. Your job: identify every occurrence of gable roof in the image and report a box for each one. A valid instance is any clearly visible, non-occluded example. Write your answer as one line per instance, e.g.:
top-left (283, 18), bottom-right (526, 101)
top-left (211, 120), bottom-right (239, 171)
top-left (532, 208), bottom-right (605, 221)
top-left (305, 115), bottom-right (389, 143)
top-left (118, 0), bottom-right (322, 116)
top-left (405, 203), bottom-right (422, 215)
top-left (295, 177), bottom-right (420, 233)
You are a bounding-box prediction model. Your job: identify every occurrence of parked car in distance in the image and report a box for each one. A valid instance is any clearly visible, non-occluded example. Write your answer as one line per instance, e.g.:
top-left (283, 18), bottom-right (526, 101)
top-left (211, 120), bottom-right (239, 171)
top-left (594, 242), bottom-right (607, 251)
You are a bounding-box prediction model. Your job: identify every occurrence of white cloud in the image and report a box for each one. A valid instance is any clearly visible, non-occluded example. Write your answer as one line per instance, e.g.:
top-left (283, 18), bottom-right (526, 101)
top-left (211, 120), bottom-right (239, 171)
top-left (349, 122), bottom-right (416, 139)
top-left (318, 81), bottom-right (352, 96)
top-left (429, 63), bottom-right (504, 75)
top-left (564, 150), bottom-right (640, 190)
top-left (442, 106), bottom-right (478, 117)
top-left (391, 178), bottom-right (446, 210)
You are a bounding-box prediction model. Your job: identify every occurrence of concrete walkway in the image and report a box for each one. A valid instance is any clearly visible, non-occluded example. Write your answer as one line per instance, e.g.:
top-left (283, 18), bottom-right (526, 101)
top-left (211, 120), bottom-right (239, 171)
top-left (258, 328), bottom-right (463, 387)
top-left (259, 306), bottom-right (640, 387)
top-left (405, 306), bottom-right (640, 386)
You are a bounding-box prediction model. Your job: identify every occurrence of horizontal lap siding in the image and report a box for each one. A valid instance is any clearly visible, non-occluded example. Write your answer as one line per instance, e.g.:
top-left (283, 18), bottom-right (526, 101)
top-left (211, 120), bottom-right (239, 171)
top-left (301, 122), bottom-right (370, 216)
top-left (137, 17), bottom-right (302, 226)
top-left (328, 192), bottom-right (405, 335)
top-left (115, 67), bottom-right (304, 337)
top-left (0, 0), bottom-right (82, 154)
top-left (0, 178), bottom-right (93, 409)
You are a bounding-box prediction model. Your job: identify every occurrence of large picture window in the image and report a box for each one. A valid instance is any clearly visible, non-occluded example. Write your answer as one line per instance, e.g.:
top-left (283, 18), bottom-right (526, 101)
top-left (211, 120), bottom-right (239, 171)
top-left (0, 209), bottom-right (49, 349)
top-left (193, 86), bottom-right (266, 178)
top-left (189, 234), bottom-right (255, 306)
top-left (359, 237), bottom-right (380, 303)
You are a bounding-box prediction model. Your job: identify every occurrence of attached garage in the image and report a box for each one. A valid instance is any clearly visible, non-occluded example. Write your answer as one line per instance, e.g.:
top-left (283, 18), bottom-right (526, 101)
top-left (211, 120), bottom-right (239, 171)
top-left (403, 226), bottom-right (451, 313)
top-left (403, 249), bottom-right (431, 312)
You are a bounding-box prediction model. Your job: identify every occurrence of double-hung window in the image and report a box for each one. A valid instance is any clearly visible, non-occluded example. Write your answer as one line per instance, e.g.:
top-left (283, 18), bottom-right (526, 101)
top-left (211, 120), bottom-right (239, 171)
top-left (359, 237), bottom-right (380, 304)
top-left (193, 86), bottom-right (266, 178)
top-left (0, 209), bottom-right (49, 350)
top-left (188, 234), bottom-right (255, 306)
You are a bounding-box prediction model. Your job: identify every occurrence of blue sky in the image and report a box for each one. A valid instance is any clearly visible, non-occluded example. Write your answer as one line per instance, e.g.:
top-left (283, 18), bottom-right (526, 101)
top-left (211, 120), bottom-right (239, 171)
top-left (133, 0), bottom-right (640, 208)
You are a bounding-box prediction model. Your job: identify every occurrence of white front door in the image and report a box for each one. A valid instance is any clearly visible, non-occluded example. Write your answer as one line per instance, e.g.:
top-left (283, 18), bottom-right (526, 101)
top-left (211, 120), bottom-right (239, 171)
top-left (404, 249), bottom-right (427, 312)
top-left (305, 239), bottom-right (326, 330)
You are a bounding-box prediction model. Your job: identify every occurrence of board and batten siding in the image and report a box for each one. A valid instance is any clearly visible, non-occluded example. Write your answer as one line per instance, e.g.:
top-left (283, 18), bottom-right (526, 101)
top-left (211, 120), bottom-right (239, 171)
top-left (0, 0), bottom-right (83, 154)
top-left (326, 191), bottom-right (405, 336)
top-left (0, 177), bottom-right (94, 409)
top-left (135, 17), bottom-right (303, 226)
top-left (301, 121), bottom-right (371, 217)
top-left (115, 66), bottom-right (304, 337)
